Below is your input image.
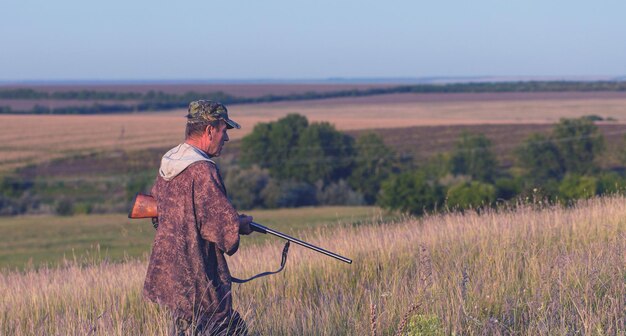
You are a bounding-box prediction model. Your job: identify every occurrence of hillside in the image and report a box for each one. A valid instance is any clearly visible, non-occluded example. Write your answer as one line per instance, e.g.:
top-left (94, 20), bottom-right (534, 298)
top-left (1, 196), bottom-right (624, 335)
top-left (4, 122), bottom-right (626, 216)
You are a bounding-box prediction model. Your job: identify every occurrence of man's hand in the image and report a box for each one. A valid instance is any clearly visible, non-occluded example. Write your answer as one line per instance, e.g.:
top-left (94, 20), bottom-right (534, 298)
top-left (238, 214), bottom-right (253, 235)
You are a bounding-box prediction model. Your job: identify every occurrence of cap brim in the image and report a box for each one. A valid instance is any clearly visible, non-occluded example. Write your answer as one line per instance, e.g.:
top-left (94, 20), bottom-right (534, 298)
top-left (225, 118), bottom-right (241, 129)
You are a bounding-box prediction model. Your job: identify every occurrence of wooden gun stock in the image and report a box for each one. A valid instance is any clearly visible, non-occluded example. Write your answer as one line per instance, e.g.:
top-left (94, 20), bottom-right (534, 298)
top-left (128, 193), bottom-right (158, 219)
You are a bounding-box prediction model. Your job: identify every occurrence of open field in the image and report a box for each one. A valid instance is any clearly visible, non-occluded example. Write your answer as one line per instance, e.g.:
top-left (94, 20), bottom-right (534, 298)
top-left (3, 92), bottom-right (626, 171)
top-left (0, 206), bottom-right (383, 270)
top-left (1, 197), bottom-right (624, 335)
top-left (233, 92), bottom-right (626, 129)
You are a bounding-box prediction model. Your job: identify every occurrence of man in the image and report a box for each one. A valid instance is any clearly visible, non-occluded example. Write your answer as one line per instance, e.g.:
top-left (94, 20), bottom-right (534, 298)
top-left (144, 100), bottom-right (253, 335)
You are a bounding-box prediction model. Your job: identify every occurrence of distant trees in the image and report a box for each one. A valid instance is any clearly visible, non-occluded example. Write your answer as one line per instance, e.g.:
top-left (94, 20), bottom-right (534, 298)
top-left (3, 112), bottom-right (625, 215)
top-left (5, 81), bottom-right (626, 115)
top-left (376, 116), bottom-right (625, 215)
top-left (515, 133), bottom-right (565, 183)
top-left (378, 132), bottom-right (501, 215)
top-left (240, 114), bottom-right (355, 184)
top-left (514, 118), bottom-right (608, 201)
top-left (450, 132), bottom-right (497, 182)
top-left (233, 114), bottom-right (395, 209)
top-left (223, 165), bottom-right (270, 210)
top-left (378, 171), bottom-right (443, 215)
top-left (292, 122), bottom-right (355, 184)
top-left (348, 133), bottom-right (396, 204)
top-left (552, 118), bottom-right (604, 174)
top-left (240, 114), bottom-right (309, 179)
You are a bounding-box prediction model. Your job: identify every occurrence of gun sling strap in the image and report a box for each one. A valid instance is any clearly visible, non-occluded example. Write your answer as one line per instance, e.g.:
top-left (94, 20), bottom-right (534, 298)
top-left (231, 241), bottom-right (290, 284)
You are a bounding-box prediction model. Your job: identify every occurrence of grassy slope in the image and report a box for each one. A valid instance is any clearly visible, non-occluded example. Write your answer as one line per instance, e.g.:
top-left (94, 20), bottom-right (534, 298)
top-left (1, 197), bottom-right (624, 335)
top-left (0, 206), bottom-right (384, 270)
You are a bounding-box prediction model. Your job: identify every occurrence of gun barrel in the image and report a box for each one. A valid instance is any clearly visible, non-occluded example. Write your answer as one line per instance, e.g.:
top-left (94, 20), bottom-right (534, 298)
top-left (251, 222), bottom-right (352, 264)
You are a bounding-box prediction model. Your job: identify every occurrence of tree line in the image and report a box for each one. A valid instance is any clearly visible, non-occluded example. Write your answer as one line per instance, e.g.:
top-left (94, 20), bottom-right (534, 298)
top-left (223, 114), bottom-right (626, 214)
top-left (2, 80), bottom-right (626, 114)
top-left (0, 113), bottom-right (624, 216)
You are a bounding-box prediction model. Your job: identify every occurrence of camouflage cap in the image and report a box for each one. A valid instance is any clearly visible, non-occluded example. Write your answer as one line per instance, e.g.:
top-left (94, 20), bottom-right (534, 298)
top-left (186, 100), bottom-right (241, 129)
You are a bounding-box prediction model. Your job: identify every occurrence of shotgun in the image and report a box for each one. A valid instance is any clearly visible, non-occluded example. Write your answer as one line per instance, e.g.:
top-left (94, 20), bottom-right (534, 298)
top-left (128, 193), bottom-right (352, 265)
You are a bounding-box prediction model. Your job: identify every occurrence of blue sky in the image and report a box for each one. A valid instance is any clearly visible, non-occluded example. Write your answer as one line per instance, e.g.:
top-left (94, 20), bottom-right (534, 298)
top-left (1, 0), bottom-right (625, 81)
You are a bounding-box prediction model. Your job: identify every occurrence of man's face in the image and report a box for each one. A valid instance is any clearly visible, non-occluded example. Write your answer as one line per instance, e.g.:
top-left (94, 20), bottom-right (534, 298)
top-left (206, 120), bottom-right (229, 157)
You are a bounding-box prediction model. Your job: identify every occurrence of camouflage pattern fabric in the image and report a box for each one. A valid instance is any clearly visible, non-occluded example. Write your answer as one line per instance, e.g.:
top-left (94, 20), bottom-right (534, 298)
top-left (144, 161), bottom-right (246, 335)
top-left (187, 100), bottom-right (241, 129)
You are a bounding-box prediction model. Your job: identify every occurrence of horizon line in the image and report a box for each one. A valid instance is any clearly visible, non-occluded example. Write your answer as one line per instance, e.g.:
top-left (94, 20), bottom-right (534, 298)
top-left (1, 75), bottom-right (625, 86)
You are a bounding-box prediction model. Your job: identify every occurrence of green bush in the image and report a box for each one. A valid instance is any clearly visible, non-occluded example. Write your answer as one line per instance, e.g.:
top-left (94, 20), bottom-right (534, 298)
top-left (558, 174), bottom-right (597, 203)
top-left (240, 114), bottom-right (308, 179)
top-left (292, 122), bottom-right (355, 184)
top-left (596, 172), bottom-right (626, 195)
top-left (450, 132), bottom-right (497, 182)
top-left (446, 181), bottom-right (496, 210)
top-left (126, 173), bottom-right (154, 201)
top-left (348, 133), bottom-right (396, 204)
top-left (55, 199), bottom-right (75, 216)
top-left (316, 180), bottom-right (365, 206)
top-left (0, 176), bottom-right (33, 198)
top-left (494, 177), bottom-right (521, 200)
top-left (515, 133), bottom-right (565, 182)
top-left (224, 165), bottom-right (270, 210)
top-left (240, 114), bottom-right (355, 185)
top-left (553, 118), bottom-right (605, 174)
top-left (260, 180), bottom-right (317, 208)
top-left (518, 178), bottom-right (561, 203)
top-left (378, 171), bottom-right (443, 215)
top-left (404, 314), bottom-right (444, 336)
top-left (73, 202), bottom-right (93, 214)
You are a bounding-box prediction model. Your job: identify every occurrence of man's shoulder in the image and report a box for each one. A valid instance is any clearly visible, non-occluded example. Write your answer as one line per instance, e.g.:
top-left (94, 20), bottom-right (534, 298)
top-left (185, 160), bottom-right (219, 175)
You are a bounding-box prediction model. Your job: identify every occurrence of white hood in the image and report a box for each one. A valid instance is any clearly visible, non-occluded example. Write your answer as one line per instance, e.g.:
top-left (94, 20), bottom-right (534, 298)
top-left (159, 143), bottom-right (214, 181)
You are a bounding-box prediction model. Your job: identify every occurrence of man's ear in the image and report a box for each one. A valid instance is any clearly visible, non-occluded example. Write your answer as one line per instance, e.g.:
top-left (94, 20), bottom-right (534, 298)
top-left (205, 125), bottom-right (212, 139)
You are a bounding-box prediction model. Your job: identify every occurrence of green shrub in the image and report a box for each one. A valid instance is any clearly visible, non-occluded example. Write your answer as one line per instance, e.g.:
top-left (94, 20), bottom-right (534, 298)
top-left (125, 173), bottom-right (154, 201)
top-left (553, 118), bottom-right (605, 174)
top-left (494, 177), bottom-right (521, 200)
top-left (240, 114), bottom-right (355, 185)
top-left (224, 165), bottom-right (270, 210)
top-left (55, 199), bottom-right (75, 216)
top-left (73, 202), bottom-right (93, 214)
top-left (450, 132), bottom-right (497, 182)
top-left (404, 314), bottom-right (444, 336)
top-left (240, 114), bottom-right (308, 179)
top-left (378, 171), bottom-right (443, 215)
top-left (518, 178), bottom-right (561, 203)
top-left (292, 122), bottom-right (355, 184)
top-left (558, 174), bottom-right (597, 203)
top-left (348, 133), bottom-right (395, 204)
top-left (596, 172), bottom-right (626, 195)
top-left (446, 181), bottom-right (496, 210)
top-left (316, 180), bottom-right (365, 206)
top-left (260, 180), bottom-right (317, 208)
top-left (515, 133), bottom-right (565, 182)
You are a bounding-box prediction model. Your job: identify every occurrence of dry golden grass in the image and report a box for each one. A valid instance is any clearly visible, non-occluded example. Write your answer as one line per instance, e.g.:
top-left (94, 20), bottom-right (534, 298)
top-left (1, 196), bottom-right (624, 335)
top-left (3, 93), bottom-right (626, 172)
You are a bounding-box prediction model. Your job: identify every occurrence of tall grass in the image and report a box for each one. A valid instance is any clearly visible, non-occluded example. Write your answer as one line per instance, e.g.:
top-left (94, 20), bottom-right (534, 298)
top-left (1, 197), bottom-right (624, 335)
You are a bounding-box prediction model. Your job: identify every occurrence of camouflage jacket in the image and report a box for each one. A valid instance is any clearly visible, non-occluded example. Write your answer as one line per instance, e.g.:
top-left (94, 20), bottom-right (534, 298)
top-left (144, 161), bottom-right (241, 324)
